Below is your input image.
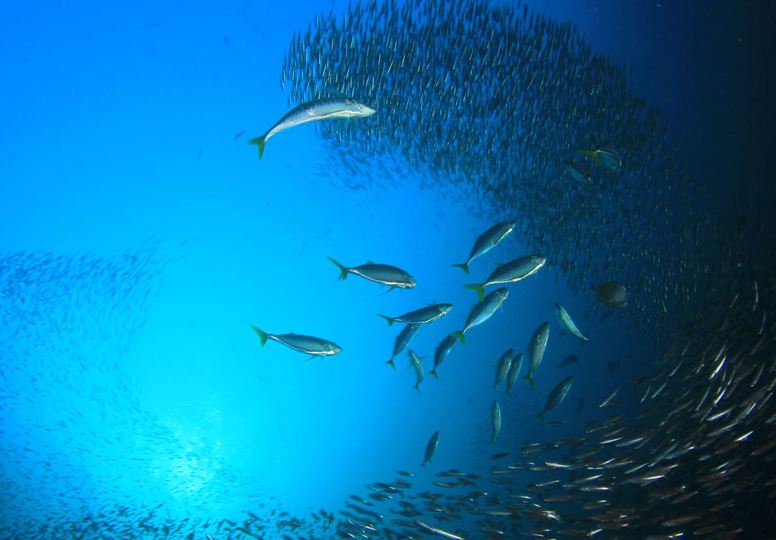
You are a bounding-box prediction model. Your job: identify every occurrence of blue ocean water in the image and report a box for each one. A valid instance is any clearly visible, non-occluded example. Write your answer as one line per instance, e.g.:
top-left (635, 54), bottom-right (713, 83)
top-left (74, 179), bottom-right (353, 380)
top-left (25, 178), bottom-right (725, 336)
top-left (2, 1), bottom-right (775, 538)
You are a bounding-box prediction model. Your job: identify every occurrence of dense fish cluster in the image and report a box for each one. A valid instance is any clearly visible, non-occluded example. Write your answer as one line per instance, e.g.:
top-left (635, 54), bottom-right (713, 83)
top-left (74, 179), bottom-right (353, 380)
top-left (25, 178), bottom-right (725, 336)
top-left (3, 0), bottom-right (775, 538)
top-left (280, 0), bottom-right (755, 343)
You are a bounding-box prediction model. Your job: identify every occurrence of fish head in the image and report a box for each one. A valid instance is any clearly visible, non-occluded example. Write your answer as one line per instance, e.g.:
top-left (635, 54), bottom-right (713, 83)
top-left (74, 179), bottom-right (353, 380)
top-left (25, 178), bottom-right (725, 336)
top-left (328, 342), bottom-right (343, 355)
top-left (407, 276), bottom-right (417, 288)
top-left (439, 303), bottom-right (454, 314)
top-left (347, 99), bottom-right (376, 117)
top-left (533, 254), bottom-right (547, 267)
top-left (505, 220), bottom-right (516, 232)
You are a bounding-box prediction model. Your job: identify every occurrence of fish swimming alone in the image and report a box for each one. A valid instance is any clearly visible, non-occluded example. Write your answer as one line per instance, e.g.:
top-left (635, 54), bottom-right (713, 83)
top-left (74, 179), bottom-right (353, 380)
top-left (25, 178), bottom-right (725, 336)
top-left (555, 303), bottom-right (589, 341)
top-left (378, 303), bottom-right (453, 326)
top-left (386, 323), bottom-right (420, 370)
top-left (538, 376), bottom-right (574, 422)
top-left (422, 431), bottom-right (440, 466)
top-left (577, 147), bottom-right (622, 171)
top-left (430, 334), bottom-right (457, 379)
top-left (595, 281), bottom-right (628, 307)
top-left (251, 326), bottom-right (341, 356)
top-left (327, 257), bottom-right (416, 290)
top-left (524, 322), bottom-right (550, 389)
top-left (464, 254), bottom-right (546, 300)
top-left (491, 400), bottom-right (502, 445)
top-left (248, 97), bottom-right (376, 158)
top-left (452, 288), bottom-right (509, 345)
top-left (453, 220), bottom-right (515, 274)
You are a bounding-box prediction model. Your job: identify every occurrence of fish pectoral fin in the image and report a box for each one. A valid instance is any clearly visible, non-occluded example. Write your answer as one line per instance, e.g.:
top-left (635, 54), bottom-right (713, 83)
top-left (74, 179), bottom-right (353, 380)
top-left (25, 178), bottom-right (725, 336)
top-left (378, 286), bottom-right (396, 296)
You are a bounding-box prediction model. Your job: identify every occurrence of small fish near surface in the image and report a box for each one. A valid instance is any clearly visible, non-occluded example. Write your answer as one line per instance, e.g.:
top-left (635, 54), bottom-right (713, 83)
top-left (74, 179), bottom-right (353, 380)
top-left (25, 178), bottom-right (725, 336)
top-left (464, 254), bottom-right (546, 300)
top-left (452, 288), bottom-right (509, 345)
top-left (251, 326), bottom-right (341, 356)
top-left (453, 220), bottom-right (515, 274)
top-left (538, 376), bottom-right (574, 422)
top-left (328, 257), bottom-right (416, 290)
top-left (386, 323), bottom-right (420, 370)
top-left (577, 147), bottom-right (622, 172)
top-left (248, 97), bottom-right (376, 159)
top-left (595, 281), bottom-right (628, 307)
top-left (524, 322), bottom-right (550, 389)
top-left (422, 431), bottom-right (440, 466)
top-left (555, 303), bottom-right (589, 341)
top-left (378, 303), bottom-right (453, 327)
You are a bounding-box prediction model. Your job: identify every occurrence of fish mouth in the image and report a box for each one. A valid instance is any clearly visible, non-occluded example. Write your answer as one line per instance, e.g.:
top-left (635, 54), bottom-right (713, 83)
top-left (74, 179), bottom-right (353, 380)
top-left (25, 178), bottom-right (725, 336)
top-left (360, 105), bottom-right (377, 116)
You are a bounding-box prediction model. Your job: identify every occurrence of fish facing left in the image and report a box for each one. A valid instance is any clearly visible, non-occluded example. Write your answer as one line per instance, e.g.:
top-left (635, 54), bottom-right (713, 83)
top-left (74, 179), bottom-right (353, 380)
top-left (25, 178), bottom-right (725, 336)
top-left (248, 97), bottom-right (376, 159)
top-left (251, 326), bottom-right (342, 356)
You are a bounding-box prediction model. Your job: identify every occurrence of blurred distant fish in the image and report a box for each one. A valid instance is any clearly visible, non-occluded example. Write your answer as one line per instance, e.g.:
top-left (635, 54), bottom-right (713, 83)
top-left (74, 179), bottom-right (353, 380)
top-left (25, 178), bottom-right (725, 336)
top-left (452, 288), bottom-right (509, 344)
top-left (595, 281), bottom-right (628, 307)
top-left (328, 257), bottom-right (416, 290)
top-left (464, 255), bottom-right (546, 300)
top-left (491, 401), bottom-right (502, 445)
top-left (506, 353), bottom-right (524, 395)
top-left (387, 323), bottom-right (420, 370)
top-left (248, 97), bottom-right (376, 159)
top-left (453, 220), bottom-right (515, 274)
top-left (555, 303), bottom-right (589, 341)
top-left (233, 129), bottom-right (245, 140)
top-left (430, 334), bottom-right (457, 379)
top-left (524, 322), bottom-right (550, 389)
top-left (577, 147), bottom-right (622, 171)
top-left (564, 160), bottom-right (592, 184)
top-left (559, 354), bottom-right (579, 367)
top-left (378, 303), bottom-right (453, 326)
top-left (408, 349), bottom-right (424, 392)
top-left (422, 431), bottom-right (440, 466)
top-left (251, 326), bottom-right (341, 356)
top-left (538, 376), bottom-right (574, 422)
top-left (493, 349), bottom-right (514, 388)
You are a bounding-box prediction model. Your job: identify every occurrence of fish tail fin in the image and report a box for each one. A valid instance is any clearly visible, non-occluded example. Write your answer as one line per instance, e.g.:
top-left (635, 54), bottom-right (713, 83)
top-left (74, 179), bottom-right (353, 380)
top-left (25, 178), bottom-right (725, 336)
top-left (414, 383), bottom-right (420, 392)
top-left (536, 413), bottom-right (545, 423)
top-left (430, 369), bottom-right (439, 380)
top-left (247, 135), bottom-right (266, 159)
top-left (577, 149), bottom-right (601, 165)
top-left (523, 374), bottom-right (535, 390)
top-left (452, 262), bottom-right (469, 274)
top-left (251, 325), bottom-right (268, 346)
top-left (386, 358), bottom-right (396, 370)
top-left (327, 256), bottom-right (348, 280)
top-left (463, 283), bottom-right (485, 301)
top-left (451, 331), bottom-right (465, 345)
top-left (377, 314), bottom-right (395, 326)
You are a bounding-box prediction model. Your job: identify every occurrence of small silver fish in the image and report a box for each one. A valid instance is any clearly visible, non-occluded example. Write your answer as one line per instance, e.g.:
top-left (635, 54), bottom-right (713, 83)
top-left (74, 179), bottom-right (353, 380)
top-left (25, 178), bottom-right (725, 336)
top-left (493, 349), bottom-right (514, 388)
top-left (251, 326), bottom-right (341, 356)
top-left (408, 349), bottom-right (424, 392)
top-left (524, 322), bottom-right (550, 389)
top-left (430, 334), bottom-right (457, 379)
top-left (555, 303), bottom-right (589, 341)
top-left (491, 400), bottom-right (502, 445)
top-left (464, 254), bottom-right (546, 300)
top-left (422, 431), bottom-right (440, 466)
top-left (328, 257), bottom-right (415, 289)
top-left (378, 303), bottom-right (453, 326)
top-left (452, 288), bottom-right (509, 344)
top-left (577, 147), bottom-right (622, 171)
top-left (506, 353), bottom-right (524, 395)
top-left (386, 323), bottom-right (420, 370)
top-left (538, 376), bottom-right (574, 422)
top-left (248, 97), bottom-right (375, 158)
top-left (453, 220), bottom-right (515, 274)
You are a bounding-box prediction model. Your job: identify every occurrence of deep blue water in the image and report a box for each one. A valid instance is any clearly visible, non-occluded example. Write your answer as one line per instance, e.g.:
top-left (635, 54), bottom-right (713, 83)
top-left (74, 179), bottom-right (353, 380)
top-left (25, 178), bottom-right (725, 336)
top-left (1, 1), bottom-right (775, 538)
